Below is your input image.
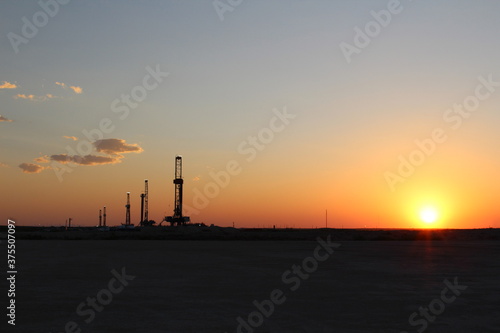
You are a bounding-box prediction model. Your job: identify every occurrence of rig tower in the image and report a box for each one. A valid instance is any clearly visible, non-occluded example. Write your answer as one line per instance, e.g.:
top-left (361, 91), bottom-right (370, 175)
top-left (173, 156), bottom-right (183, 220)
top-left (103, 206), bottom-right (107, 227)
top-left (139, 179), bottom-right (155, 226)
top-left (99, 209), bottom-right (102, 227)
top-left (144, 179), bottom-right (149, 222)
top-left (124, 192), bottom-right (131, 226)
top-left (165, 155), bottom-right (190, 226)
top-left (140, 193), bottom-right (145, 224)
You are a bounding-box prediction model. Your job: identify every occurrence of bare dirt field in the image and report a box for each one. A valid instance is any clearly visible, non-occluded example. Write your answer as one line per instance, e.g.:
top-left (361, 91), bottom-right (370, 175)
top-left (6, 239), bottom-right (500, 332)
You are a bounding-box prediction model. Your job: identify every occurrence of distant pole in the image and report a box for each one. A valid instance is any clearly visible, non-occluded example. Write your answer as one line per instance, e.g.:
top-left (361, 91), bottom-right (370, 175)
top-left (125, 192), bottom-right (131, 226)
top-left (144, 180), bottom-right (149, 222)
top-left (99, 209), bottom-right (102, 227)
top-left (103, 206), bottom-right (107, 227)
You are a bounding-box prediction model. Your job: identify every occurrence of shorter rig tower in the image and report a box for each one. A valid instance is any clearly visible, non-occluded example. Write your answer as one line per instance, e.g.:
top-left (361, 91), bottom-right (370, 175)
top-left (144, 179), bottom-right (148, 222)
top-left (140, 179), bottom-right (155, 226)
top-left (164, 155), bottom-right (190, 226)
top-left (102, 206), bottom-right (106, 227)
top-left (140, 192), bottom-right (145, 224)
top-left (98, 206), bottom-right (109, 230)
top-left (122, 192), bottom-right (134, 228)
top-left (103, 206), bottom-right (107, 227)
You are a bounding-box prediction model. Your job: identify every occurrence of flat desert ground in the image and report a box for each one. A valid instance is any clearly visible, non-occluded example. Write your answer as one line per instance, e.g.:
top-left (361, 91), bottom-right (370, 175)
top-left (7, 240), bottom-right (500, 332)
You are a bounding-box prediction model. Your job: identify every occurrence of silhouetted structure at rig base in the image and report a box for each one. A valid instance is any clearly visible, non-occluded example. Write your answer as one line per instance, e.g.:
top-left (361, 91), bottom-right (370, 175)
top-left (163, 155), bottom-right (190, 226)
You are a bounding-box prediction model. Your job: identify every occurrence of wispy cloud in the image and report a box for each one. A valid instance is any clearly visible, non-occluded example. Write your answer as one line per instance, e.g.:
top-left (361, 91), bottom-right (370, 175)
top-left (13, 94), bottom-right (57, 102)
top-left (0, 81), bottom-right (17, 89)
top-left (63, 135), bottom-right (78, 141)
top-left (0, 115), bottom-right (13, 122)
top-left (24, 138), bottom-right (143, 174)
top-left (34, 155), bottom-right (50, 163)
top-left (19, 163), bottom-right (45, 173)
top-left (56, 82), bottom-right (83, 94)
top-left (94, 139), bottom-right (143, 155)
top-left (0, 162), bottom-right (9, 168)
top-left (50, 154), bottom-right (123, 165)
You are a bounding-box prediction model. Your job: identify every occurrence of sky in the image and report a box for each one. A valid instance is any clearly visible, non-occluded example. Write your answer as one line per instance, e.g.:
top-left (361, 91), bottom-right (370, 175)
top-left (1, 0), bottom-right (500, 229)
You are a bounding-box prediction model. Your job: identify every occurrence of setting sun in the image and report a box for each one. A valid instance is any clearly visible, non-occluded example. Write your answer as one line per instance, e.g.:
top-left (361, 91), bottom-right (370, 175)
top-left (420, 207), bottom-right (439, 225)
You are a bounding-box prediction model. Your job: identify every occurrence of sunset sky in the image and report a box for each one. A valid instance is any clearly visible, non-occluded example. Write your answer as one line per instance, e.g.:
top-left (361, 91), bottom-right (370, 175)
top-left (1, 1), bottom-right (499, 228)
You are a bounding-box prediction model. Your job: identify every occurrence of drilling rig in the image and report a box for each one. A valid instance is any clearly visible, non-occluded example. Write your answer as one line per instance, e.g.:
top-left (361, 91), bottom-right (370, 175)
top-left (98, 206), bottom-right (110, 231)
top-left (103, 206), bottom-right (107, 227)
top-left (140, 193), bottom-right (145, 224)
top-left (121, 192), bottom-right (134, 228)
top-left (144, 179), bottom-right (149, 222)
top-left (140, 179), bottom-right (155, 226)
top-left (164, 155), bottom-right (190, 226)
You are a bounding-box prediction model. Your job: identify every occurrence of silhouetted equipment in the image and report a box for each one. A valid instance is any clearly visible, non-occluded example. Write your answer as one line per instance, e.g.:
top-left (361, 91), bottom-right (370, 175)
top-left (140, 193), bottom-right (145, 224)
top-left (140, 179), bottom-right (156, 226)
top-left (144, 179), bottom-right (149, 222)
top-left (98, 206), bottom-right (110, 231)
top-left (164, 155), bottom-right (190, 226)
top-left (118, 192), bottom-right (135, 229)
top-left (124, 192), bottom-right (131, 226)
top-left (103, 206), bottom-right (107, 227)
